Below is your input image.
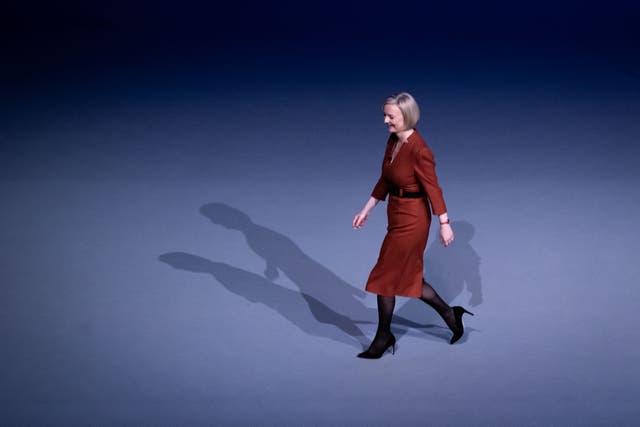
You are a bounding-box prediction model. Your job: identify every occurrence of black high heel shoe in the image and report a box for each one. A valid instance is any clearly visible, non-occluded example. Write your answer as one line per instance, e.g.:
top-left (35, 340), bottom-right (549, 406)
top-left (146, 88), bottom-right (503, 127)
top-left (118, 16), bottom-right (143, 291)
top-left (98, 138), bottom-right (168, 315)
top-left (450, 306), bottom-right (474, 344)
top-left (357, 333), bottom-right (396, 359)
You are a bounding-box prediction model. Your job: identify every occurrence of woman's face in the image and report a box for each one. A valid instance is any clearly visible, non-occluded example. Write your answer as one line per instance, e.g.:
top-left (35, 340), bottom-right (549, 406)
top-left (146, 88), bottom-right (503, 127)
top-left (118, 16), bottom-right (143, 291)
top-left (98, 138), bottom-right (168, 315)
top-left (383, 104), bottom-right (405, 133)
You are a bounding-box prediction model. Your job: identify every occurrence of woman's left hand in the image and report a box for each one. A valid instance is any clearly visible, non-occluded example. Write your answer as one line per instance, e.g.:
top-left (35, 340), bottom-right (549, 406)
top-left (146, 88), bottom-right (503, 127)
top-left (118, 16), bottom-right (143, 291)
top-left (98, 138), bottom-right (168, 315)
top-left (440, 224), bottom-right (454, 247)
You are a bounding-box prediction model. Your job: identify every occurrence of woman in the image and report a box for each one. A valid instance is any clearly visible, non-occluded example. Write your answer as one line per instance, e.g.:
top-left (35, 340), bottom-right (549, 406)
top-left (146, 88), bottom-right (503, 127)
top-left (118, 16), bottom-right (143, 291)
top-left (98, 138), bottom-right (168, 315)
top-left (352, 92), bottom-right (473, 359)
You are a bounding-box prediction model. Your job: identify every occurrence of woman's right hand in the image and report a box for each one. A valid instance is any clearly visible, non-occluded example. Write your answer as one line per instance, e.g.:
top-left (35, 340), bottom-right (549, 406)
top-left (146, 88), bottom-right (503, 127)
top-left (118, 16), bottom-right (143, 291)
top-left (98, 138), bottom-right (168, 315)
top-left (353, 210), bottom-right (369, 229)
top-left (353, 197), bottom-right (380, 229)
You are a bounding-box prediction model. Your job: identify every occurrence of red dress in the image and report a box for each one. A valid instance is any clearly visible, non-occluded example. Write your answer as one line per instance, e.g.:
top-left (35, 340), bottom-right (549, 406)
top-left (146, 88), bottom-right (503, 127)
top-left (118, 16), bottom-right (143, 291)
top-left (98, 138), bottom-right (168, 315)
top-left (365, 129), bottom-right (447, 297)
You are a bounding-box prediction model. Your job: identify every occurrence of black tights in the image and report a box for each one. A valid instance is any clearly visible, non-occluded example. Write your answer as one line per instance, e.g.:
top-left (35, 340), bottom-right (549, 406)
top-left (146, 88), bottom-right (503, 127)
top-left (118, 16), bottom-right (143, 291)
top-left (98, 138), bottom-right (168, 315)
top-left (419, 279), bottom-right (456, 331)
top-left (367, 294), bottom-right (396, 354)
top-left (369, 279), bottom-right (454, 350)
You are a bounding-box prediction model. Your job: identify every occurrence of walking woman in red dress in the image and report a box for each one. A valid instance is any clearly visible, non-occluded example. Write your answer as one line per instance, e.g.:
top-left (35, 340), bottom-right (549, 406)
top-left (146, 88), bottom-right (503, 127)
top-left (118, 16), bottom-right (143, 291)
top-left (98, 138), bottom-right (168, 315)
top-left (352, 92), bottom-right (473, 359)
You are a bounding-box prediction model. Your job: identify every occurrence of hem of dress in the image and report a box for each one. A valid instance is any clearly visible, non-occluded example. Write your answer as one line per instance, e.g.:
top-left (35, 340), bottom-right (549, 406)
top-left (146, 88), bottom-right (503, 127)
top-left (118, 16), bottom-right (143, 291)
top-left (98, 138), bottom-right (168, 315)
top-left (364, 288), bottom-right (421, 298)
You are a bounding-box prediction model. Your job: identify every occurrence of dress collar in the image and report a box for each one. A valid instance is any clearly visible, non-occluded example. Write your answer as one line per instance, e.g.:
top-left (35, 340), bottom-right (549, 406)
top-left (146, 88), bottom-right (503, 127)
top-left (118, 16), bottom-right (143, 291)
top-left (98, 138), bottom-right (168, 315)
top-left (393, 128), bottom-right (420, 144)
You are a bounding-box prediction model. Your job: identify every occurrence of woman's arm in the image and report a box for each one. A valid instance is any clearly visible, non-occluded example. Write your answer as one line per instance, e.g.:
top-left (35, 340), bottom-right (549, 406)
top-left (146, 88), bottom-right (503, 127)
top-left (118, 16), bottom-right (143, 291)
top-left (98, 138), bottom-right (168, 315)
top-left (439, 214), bottom-right (454, 246)
top-left (414, 146), bottom-right (447, 216)
top-left (414, 146), bottom-right (454, 246)
top-left (353, 196), bottom-right (381, 229)
top-left (355, 139), bottom-right (392, 229)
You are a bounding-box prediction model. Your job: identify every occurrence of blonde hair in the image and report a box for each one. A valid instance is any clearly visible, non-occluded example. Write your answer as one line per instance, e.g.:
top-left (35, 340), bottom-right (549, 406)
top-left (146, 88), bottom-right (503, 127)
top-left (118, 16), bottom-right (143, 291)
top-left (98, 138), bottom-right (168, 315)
top-left (383, 92), bottom-right (420, 130)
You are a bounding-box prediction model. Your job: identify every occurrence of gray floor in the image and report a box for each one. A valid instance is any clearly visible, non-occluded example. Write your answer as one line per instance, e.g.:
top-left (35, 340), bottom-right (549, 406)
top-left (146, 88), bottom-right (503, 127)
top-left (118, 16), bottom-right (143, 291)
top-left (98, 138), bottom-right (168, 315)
top-left (2, 44), bottom-right (640, 425)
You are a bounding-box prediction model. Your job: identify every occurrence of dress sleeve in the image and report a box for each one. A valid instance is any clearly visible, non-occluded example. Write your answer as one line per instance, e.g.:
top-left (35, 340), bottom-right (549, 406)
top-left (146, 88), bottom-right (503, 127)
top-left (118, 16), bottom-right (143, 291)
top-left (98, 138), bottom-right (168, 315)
top-left (414, 145), bottom-right (447, 215)
top-left (371, 175), bottom-right (389, 201)
top-left (370, 141), bottom-right (392, 201)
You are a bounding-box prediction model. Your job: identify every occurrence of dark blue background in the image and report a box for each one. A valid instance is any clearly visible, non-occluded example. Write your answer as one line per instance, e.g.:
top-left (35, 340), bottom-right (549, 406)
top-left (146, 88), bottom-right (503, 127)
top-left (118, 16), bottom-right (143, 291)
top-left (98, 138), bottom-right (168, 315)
top-left (2, 1), bottom-right (639, 425)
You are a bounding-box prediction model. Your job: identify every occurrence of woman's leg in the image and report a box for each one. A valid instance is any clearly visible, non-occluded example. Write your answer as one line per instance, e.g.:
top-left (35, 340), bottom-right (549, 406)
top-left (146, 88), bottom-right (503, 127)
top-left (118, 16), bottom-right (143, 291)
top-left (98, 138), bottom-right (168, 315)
top-left (358, 294), bottom-right (396, 357)
top-left (419, 278), bottom-right (474, 344)
top-left (419, 278), bottom-right (456, 332)
top-left (375, 294), bottom-right (395, 339)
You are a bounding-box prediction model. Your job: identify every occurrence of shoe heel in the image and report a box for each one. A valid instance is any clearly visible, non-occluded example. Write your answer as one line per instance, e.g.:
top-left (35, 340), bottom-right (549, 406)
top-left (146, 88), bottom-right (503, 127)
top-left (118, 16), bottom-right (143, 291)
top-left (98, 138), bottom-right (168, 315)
top-left (357, 333), bottom-right (396, 359)
top-left (450, 307), bottom-right (474, 345)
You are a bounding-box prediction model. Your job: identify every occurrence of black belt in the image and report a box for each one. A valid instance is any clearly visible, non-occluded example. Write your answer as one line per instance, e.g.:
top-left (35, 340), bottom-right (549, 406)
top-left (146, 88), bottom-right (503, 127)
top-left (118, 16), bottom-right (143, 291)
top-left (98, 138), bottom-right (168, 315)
top-left (389, 188), bottom-right (424, 198)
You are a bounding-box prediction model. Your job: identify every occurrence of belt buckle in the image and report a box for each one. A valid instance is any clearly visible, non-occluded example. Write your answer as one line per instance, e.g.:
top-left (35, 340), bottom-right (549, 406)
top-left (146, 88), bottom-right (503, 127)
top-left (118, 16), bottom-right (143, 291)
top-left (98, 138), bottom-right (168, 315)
top-left (398, 188), bottom-right (404, 197)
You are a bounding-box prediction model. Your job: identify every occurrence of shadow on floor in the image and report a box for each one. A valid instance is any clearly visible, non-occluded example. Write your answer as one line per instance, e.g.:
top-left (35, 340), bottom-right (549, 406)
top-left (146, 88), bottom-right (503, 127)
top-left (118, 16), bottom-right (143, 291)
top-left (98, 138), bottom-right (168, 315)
top-left (159, 203), bottom-right (483, 349)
